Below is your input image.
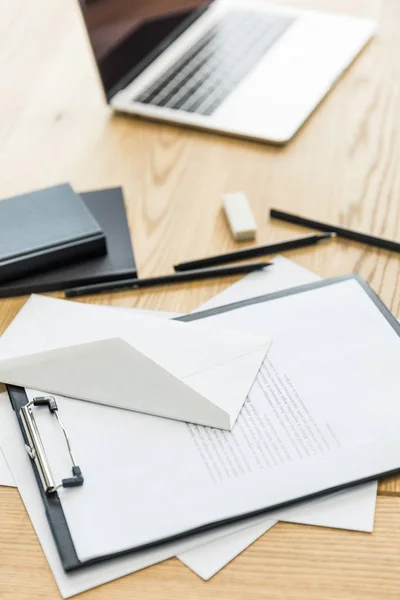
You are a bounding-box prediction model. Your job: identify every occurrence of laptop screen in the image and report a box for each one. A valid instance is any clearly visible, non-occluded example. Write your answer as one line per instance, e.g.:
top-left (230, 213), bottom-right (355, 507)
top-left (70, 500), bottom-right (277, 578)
top-left (79, 0), bottom-right (211, 99)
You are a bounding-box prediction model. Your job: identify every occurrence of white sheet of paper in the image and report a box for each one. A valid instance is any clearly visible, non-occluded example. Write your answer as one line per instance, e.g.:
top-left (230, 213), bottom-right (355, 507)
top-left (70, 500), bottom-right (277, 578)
top-left (0, 393), bottom-right (281, 598)
top-left (10, 276), bottom-right (398, 567)
top-left (178, 257), bottom-right (377, 577)
top-left (195, 255), bottom-right (322, 311)
top-left (276, 483), bottom-right (377, 529)
top-left (179, 516), bottom-right (278, 580)
top-left (0, 446), bottom-right (14, 487)
top-left (0, 295), bottom-right (270, 429)
top-left (179, 480), bottom-right (378, 579)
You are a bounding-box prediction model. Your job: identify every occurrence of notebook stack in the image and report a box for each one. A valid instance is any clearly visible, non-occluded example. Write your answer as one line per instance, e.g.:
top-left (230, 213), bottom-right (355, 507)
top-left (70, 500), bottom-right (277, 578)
top-left (0, 184), bottom-right (137, 297)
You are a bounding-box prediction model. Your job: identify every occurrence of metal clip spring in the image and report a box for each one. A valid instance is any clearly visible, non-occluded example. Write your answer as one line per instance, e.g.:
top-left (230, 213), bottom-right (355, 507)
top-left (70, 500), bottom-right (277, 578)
top-left (20, 396), bottom-right (84, 495)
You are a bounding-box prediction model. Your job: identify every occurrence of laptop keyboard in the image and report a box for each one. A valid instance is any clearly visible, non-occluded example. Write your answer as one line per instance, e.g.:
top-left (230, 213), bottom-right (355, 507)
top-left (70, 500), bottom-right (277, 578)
top-left (133, 10), bottom-right (295, 116)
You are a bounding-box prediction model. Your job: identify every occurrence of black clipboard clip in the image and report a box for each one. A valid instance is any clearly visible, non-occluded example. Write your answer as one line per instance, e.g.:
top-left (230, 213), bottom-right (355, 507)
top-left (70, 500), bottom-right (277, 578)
top-left (20, 396), bottom-right (84, 495)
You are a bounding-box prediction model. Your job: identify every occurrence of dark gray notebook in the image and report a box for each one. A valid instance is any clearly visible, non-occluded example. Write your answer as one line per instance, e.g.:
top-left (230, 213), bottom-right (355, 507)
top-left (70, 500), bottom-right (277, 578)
top-left (0, 188), bottom-right (136, 297)
top-left (0, 184), bottom-right (106, 283)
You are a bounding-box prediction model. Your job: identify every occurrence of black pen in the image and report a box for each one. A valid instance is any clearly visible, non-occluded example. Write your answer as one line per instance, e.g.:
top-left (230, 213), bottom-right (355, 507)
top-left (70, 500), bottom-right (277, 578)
top-left (270, 208), bottom-right (400, 253)
top-left (65, 261), bottom-right (272, 298)
top-left (174, 233), bottom-right (335, 271)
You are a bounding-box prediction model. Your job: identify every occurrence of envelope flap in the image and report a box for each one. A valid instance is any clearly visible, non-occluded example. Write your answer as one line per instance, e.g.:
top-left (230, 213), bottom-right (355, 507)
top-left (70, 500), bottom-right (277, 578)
top-left (0, 295), bottom-right (271, 430)
top-left (0, 338), bottom-right (232, 429)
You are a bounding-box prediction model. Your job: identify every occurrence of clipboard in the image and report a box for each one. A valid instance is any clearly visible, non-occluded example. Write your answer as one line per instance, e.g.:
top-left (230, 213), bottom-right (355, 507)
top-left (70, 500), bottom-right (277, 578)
top-left (6, 274), bottom-right (400, 572)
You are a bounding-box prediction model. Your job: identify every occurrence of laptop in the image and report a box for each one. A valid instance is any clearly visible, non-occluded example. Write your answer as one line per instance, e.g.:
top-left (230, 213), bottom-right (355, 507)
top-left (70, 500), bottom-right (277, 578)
top-left (78, 0), bottom-right (376, 144)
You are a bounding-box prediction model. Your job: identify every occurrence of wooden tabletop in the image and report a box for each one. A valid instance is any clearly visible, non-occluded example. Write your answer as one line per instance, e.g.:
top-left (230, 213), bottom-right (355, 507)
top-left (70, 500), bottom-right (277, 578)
top-left (2, 0), bottom-right (400, 598)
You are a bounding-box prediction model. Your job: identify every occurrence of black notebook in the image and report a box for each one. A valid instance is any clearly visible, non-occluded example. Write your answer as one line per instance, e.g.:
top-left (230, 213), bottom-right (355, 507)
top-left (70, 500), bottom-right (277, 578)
top-left (0, 188), bottom-right (137, 297)
top-left (0, 184), bottom-right (106, 283)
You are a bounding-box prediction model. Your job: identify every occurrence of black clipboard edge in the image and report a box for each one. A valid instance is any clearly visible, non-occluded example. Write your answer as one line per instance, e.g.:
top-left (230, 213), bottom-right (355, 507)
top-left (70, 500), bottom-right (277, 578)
top-left (6, 384), bottom-right (81, 571)
top-left (176, 273), bottom-right (400, 336)
top-left (6, 274), bottom-right (400, 571)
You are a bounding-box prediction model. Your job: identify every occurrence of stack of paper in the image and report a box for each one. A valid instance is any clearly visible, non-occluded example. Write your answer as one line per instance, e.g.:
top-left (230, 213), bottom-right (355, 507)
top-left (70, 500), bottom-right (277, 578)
top-left (0, 257), bottom-right (380, 597)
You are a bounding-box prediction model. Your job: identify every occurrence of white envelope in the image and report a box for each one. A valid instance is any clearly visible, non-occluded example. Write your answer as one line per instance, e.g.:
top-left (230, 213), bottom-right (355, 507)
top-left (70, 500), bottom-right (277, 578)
top-left (0, 295), bottom-right (270, 430)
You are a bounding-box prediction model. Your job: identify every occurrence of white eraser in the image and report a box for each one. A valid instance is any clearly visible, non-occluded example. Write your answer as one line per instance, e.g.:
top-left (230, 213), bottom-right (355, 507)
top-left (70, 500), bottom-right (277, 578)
top-left (222, 192), bottom-right (257, 242)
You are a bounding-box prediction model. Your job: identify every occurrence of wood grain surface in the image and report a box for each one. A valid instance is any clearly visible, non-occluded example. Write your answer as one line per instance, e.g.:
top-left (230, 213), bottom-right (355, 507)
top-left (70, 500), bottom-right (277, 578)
top-left (1, 0), bottom-right (400, 597)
